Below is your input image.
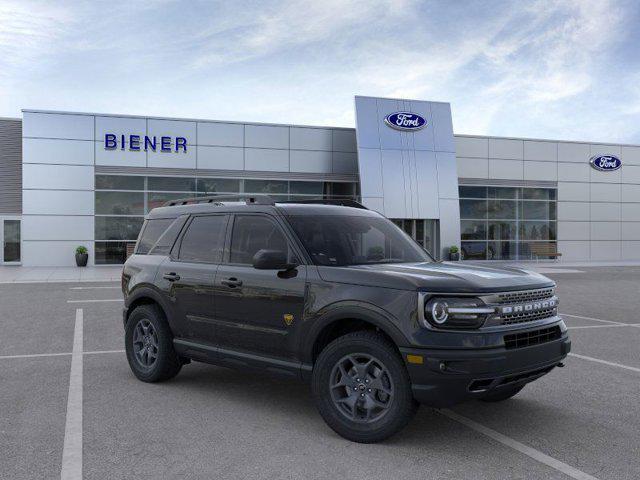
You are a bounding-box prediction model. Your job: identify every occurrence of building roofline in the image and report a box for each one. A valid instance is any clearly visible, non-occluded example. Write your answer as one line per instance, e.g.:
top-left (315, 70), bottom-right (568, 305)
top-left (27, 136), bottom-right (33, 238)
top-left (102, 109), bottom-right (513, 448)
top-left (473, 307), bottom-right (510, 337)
top-left (454, 133), bottom-right (640, 148)
top-left (354, 95), bottom-right (450, 105)
top-left (0, 116), bottom-right (21, 122)
top-left (20, 109), bottom-right (355, 131)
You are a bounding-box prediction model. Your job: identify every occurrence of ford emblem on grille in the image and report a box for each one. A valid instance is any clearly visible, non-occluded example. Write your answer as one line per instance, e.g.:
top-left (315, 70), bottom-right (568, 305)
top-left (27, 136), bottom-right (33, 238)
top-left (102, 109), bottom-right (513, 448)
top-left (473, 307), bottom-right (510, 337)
top-left (589, 155), bottom-right (621, 172)
top-left (500, 298), bottom-right (557, 315)
top-left (384, 112), bottom-right (427, 131)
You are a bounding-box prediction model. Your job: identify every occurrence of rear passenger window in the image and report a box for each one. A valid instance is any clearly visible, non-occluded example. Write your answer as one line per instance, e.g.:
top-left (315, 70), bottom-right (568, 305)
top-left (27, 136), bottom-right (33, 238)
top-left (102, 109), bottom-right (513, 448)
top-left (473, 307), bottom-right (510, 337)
top-left (229, 216), bottom-right (289, 264)
top-left (178, 215), bottom-right (227, 263)
top-left (136, 218), bottom-right (174, 254)
top-left (149, 216), bottom-right (188, 255)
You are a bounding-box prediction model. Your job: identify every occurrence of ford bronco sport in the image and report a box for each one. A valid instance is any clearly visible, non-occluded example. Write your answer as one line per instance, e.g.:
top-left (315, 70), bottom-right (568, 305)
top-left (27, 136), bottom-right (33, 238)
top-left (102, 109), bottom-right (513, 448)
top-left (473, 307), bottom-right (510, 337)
top-left (122, 195), bottom-right (570, 443)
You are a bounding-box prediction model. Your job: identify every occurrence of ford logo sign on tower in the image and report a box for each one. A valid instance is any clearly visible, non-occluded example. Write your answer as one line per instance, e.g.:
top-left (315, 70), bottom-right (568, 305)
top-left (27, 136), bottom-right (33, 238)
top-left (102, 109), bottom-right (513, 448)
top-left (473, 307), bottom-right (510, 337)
top-left (590, 155), bottom-right (622, 171)
top-left (384, 112), bottom-right (427, 131)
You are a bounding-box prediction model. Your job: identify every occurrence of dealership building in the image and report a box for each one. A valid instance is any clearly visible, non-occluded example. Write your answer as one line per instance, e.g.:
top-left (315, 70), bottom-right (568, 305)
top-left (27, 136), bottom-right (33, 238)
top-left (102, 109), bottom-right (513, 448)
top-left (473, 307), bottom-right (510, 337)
top-left (0, 95), bottom-right (639, 266)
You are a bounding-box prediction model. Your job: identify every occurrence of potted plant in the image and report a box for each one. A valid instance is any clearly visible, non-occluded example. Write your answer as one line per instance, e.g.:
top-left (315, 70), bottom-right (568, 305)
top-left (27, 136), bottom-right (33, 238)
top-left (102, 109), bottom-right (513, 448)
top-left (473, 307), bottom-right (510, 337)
top-left (75, 246), bottom-right (88, 267)
top-left (449, 245), bottom-right (460, 261)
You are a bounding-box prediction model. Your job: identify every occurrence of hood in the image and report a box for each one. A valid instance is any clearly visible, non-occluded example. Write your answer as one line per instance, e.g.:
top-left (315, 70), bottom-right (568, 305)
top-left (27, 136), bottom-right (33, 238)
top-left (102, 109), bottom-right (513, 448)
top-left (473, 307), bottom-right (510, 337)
top-left (317, 262), bottom-right (554, 293)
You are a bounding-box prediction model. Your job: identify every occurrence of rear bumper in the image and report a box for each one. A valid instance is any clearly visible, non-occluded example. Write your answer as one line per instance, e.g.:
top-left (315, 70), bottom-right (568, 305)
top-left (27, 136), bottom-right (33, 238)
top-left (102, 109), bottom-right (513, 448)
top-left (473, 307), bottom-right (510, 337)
top-left (400, 334), bottom-right (571, 408)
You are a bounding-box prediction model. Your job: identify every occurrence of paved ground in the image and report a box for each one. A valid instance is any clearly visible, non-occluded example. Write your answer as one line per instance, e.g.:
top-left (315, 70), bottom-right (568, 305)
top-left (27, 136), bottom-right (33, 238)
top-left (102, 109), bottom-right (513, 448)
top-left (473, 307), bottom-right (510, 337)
top-left (1, 267), bottom-right (639, 479)
top-left (0, 266), bottom-right (122, 283)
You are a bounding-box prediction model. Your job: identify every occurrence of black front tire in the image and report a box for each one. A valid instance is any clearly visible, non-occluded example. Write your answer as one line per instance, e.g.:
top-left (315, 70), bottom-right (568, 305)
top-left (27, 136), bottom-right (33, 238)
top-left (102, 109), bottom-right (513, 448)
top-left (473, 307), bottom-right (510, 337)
top-left (479, 384), bottom-right (524, 402)
top-left (312, 331), bottom-right (418, 443)
top-left (125, 304), bottom-right (182, 383)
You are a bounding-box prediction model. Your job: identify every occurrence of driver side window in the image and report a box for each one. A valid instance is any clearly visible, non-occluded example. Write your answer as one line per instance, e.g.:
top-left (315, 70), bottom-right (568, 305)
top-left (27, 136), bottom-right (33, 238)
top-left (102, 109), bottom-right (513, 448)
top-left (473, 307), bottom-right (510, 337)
top-left (229, 215), bottom-right (290, 265)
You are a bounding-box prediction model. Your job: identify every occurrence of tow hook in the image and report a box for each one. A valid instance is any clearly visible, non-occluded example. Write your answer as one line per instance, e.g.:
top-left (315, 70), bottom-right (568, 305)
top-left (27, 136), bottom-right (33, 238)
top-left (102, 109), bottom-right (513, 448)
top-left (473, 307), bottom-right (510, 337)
top-left (557, 362), bottom-right (565, 368)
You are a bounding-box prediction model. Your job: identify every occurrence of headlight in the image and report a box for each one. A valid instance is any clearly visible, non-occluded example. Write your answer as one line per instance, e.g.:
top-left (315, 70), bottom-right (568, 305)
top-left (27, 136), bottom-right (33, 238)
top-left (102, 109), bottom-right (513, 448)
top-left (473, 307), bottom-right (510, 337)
top-left (422, 297), bottom-right (495, 329)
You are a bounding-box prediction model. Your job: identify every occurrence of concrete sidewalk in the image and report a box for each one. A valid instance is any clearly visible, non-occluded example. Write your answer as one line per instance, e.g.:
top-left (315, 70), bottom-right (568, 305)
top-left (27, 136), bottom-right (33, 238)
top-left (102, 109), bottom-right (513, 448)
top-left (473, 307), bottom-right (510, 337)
top-left (0, 266), bottom-right (122, 283)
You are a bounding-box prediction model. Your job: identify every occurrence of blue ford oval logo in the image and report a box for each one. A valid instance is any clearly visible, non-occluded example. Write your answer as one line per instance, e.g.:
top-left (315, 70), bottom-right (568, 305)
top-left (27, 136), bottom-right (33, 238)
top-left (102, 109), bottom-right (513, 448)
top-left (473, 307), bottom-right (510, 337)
top-left (384, 112), bottom-right (427, 131)
top-left (590, 155), bottom-right (621, 171)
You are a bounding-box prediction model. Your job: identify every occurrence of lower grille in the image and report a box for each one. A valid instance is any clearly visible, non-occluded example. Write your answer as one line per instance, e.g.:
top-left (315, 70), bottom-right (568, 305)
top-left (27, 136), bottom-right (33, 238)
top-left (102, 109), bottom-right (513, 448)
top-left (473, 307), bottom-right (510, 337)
top-left (504, 326), bottom-right (561, 349)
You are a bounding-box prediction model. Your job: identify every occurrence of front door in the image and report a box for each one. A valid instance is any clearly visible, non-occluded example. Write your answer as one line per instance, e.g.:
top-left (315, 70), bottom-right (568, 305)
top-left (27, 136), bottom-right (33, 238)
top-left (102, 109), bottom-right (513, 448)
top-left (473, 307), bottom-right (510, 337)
top-left (1, 218), bottom-right (21, 264)
top-left (158, 214), bottom-right (228, 343)
top-left (213, 214), bottom-right (307, 360)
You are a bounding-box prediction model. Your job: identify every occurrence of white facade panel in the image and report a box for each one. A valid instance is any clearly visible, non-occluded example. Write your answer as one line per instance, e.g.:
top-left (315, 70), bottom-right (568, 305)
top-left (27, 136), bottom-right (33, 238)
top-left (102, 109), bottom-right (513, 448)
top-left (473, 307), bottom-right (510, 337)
top-left (23, 190), bottom-right (94, 215)
top-left (22, 215), bottom-right (93, 241)
top-left (622, 223), bottom-right (640, 240)
top-left (590, 166), bottom-right (621, 184)
top-left (244, 125), bottom-right (289, 149)
top-left (590, 144), bottom-right (621, 157)
top-left (590, 183), bottom-right (620, 203)
top-left (622, 241), bottom-right (640, 259)
top-left (590, 203), bottom-right (621, 222)
top-left (590, 241), bottom-right (621, 261)
top-left (23, 164), bottom-right (94, 190)
top-left (197, 122), bottom-right (243, 147)
top-left (524, 161), bottom-right (557, 181)
top-left (95, 116), bottom-right (146, 143)
top-left (332, 152), bottom-right (358, 174)
top-left (415, 150), bottom-right (439, 219)
top-left (622, 203), bottom-right (640, 221)
top-left (354, 97), bottom-right (380, 150)
top-left (23, 112), bottom-right (94, 140)
top-left (558, 142), bottom-right (590, 163)
top-left (430, 103), bottom-right (455, 153)
top-left (557, 241), bottom-right (590, 261)
top-left (244, 148), bottom-right (289, 171)
top-left (622, 184), bottom-right (640, 203)
top-left (290, 128), bottom-right (332, 151)
top-left (488, 159), bottom-right (524, 180)
top-left (376, 98), bottom-right (405, 151)
top-left (147, 119), bottom-right (196, 143)
top-left (489, 139), bottom-right (523, 160)
top-left (290, 150), bottom-right (332, 173)
top-left (622, 165), bottom-right (640, 183)
top-left (558, 202), bottom-right (589, 221)
top-left (361, 196), bottom-right (384, 213)
top-left (524, 141), bottom-right (557, 161)
top-left (455, 136), bottom-right (488, 158)
top-left (23, 138), bottom-right (94, 166)
top-left (557, 222), bottom-right (590, 241)
top-left (406, 100), bottom-right (435, 152)
top-left (22, 241), bottom-right (94, 267)
top-left (436, 152), bottom-right (459, 199)
top-left (332, 130), bottom-right (357, 153)
top-left (621, 146), bottom-right (640, 166)
top-left (147, 149), bottom-right (196, 169)
top-left (197, 146), bottom-right (244, 170)
top-left (590, 222), bottom-right (620, 240)
top-left (357, 149), bottom-right (383, 198)
top-left (380, 149), bottom-right (407, 218)
top-left (457, 157), bottom-right (488, 178)
top-left (558, 182), bottom-right (589, 202)
top-left (439, 198), bottom-right (461, 251)
top-left (558, 162), bottom-right (589, 182)
top-left (96, 143), bottom-right (147, 167)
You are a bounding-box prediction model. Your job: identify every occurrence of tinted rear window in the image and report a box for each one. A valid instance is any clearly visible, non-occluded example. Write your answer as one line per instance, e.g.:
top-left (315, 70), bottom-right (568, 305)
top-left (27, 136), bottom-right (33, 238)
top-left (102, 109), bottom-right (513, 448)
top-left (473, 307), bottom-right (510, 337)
top-left (136, 218), bottom-right (174, 254)
top-left (178, 215), bottom-right (227, 263)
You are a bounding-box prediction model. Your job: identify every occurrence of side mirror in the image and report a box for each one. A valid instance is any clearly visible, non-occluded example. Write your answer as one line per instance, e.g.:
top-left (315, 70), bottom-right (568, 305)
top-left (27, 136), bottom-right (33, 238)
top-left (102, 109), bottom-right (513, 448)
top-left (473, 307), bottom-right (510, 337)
top-left (252, 249), bottom-right (297, 270)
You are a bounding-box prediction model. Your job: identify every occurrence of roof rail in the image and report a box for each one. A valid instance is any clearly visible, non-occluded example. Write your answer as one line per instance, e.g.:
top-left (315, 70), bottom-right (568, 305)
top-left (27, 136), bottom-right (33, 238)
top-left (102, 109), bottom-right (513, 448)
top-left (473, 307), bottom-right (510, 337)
top-left (163, 194), bottom-right (275, 207)
top-left (278, 199), bottom-right (368, 209)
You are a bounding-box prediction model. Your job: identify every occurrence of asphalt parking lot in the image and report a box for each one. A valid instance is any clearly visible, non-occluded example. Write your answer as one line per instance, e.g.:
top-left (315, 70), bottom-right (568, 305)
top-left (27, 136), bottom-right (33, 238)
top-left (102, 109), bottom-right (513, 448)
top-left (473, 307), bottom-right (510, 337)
top-left (1, 266), bottom-right (639, 480)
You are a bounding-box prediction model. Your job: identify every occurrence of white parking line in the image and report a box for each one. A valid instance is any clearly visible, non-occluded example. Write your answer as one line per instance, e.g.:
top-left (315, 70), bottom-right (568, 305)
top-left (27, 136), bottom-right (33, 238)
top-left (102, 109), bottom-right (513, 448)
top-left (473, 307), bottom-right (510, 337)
top-left (0, 350), bottom-right (124, 360)
top-left (561, 313), bottom-right (625, 325)
top-left (567, 324), bottom-right (638, 330)
top-left (69, 286), bottom-right (120, 290)
top-left (569, 353), bottom-right (640, 373)
top-left (439, 409), bottom-right (599, 480)
top-left (84, 349), bottom-right (125, 355)
top-left (61, 308), bottom-right (83, 480)
top-left (66, 299), bottom-right (122, 303)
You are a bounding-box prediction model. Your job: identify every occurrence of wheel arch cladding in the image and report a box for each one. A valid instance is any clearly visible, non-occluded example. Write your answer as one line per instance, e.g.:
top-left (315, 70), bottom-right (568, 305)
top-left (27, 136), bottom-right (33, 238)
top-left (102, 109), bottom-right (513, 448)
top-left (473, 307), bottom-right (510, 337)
top-left (124, 289), bottom-right (169, 327)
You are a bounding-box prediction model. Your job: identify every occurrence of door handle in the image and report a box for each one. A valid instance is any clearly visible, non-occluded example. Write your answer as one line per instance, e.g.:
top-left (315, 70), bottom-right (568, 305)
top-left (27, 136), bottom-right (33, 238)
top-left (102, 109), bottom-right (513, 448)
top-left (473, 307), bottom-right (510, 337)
top-left (221, 277), bottom-right (243, 288)
top-left (163, 272), bottom-right (181, 282)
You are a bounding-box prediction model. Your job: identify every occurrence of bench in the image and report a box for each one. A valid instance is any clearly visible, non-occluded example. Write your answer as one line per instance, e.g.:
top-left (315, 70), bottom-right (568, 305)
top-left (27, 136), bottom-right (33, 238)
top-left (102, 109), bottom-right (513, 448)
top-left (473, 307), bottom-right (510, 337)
top-left (529, 243), bottom-right (562, 261)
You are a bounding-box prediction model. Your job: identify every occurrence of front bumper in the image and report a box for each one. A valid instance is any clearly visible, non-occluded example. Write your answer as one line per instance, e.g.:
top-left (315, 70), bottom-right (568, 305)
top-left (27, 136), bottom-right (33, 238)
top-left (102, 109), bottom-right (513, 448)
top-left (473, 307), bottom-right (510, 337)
top-left (400, 332), bottom-right (571, 408)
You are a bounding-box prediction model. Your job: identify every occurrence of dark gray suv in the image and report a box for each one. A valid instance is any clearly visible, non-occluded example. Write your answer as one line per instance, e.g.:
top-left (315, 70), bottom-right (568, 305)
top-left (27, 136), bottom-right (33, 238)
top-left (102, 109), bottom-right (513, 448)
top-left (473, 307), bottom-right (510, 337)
top-left (122, 195), bottom-right (570, 443)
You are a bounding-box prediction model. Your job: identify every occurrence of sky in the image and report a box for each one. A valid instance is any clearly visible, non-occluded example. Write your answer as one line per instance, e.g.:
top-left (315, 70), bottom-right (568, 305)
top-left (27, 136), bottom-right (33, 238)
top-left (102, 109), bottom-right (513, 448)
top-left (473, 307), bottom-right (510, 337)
top-left (1, 0), bottom-right (639, 143)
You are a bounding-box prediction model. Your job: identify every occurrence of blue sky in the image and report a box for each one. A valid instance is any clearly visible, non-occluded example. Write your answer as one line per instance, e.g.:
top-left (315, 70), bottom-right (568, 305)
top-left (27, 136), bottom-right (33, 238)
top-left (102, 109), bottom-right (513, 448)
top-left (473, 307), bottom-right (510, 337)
top-left (1, 0), bottom-right (639, 142)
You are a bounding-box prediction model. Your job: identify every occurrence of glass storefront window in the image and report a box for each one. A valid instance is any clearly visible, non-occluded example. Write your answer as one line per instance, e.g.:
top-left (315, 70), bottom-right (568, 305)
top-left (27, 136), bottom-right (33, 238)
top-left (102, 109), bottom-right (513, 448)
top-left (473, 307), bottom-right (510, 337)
top-left (95, 175), bottom-right (144, 190)
top-left (95, 217), bottom-right (144, 241)
top-left (290, 181), bottom-right (324, 195)
top-left (147, 176), bottom-right (196, 192)
top-left (95, 241), bottom-right (134, 265)
top-left (95, 191), bottom-right (144, 215)
top-left (196, 178), bottom-right (240, 194)
top-left (459, 186), bottom-right (557, 260)
top-left (244, 179), bottom-right (288, 194)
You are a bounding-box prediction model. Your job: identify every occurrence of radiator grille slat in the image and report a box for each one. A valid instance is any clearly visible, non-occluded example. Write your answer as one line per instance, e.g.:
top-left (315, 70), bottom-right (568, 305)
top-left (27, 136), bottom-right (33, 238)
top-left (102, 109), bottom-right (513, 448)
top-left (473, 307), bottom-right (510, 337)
top-left (504, 326), bottom-right (561, 349)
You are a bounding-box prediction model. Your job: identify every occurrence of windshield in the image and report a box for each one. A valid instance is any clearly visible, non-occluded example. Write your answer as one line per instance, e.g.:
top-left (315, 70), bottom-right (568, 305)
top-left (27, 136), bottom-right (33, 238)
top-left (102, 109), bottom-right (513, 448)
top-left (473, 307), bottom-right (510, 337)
top-left (287, 214), bottom-right (433, 266)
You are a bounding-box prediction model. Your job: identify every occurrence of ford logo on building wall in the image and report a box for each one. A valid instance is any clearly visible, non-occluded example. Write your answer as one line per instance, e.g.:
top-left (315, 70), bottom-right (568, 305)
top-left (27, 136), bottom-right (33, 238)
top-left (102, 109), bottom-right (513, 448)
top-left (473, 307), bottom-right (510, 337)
top-left (384, 112), bottom-right (427, 131)
top-left (590, 155), bottom-right (621, 171)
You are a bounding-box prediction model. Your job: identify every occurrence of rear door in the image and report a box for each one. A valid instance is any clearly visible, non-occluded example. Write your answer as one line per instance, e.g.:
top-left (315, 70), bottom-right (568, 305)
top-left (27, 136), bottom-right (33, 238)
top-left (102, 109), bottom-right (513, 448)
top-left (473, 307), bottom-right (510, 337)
top-left (213, 213), bottom-right (307, 360)
top-left (158, 214), bottom-right (229, 343)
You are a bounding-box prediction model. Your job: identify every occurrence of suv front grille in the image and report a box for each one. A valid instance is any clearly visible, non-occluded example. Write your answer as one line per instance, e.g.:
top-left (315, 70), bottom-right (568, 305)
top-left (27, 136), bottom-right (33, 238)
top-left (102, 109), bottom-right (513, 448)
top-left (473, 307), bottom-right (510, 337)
top-left (496, 287), bottom-right (555, 304)
top-left (502, 307), bottom-right (557, 325)
top-left (504, 326), bottom-right (561, 349)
